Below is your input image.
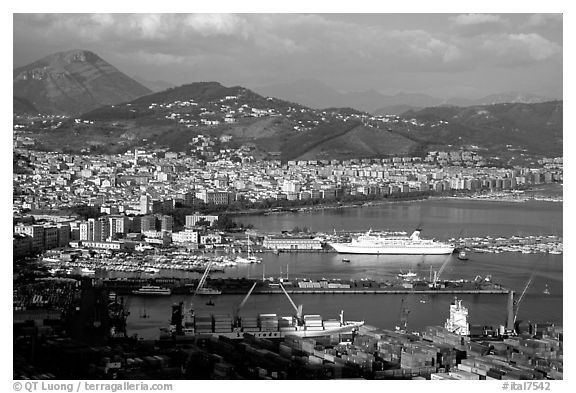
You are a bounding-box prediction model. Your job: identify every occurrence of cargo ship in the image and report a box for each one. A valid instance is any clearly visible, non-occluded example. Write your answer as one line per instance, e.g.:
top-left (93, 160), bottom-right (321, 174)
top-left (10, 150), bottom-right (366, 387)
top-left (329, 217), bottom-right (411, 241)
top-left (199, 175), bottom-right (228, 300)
top-left (160, 283), bottom-right (364, 340)
top-left (329, 229), bottom-right (454, 255)
top-left (132, 285), bottom-right (172, 296)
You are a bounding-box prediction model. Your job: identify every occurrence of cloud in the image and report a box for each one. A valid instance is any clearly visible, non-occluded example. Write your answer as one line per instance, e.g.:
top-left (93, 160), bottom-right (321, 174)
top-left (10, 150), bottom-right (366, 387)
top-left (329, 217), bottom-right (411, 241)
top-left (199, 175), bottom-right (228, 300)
top-left (452, 13), bottom-right (503, 27)
top-left (524, 13), bottom-right (562, 28)
top-left (13, 13), bottom-right (562, 94)
top-left (506, 33), bottom-right (562, 61)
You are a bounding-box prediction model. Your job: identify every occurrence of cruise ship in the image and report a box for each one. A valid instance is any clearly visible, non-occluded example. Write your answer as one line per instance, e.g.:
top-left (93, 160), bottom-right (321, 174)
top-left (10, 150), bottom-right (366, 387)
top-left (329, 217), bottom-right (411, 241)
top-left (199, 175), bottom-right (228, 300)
top-left (329, 229), bottom-right (454, 255)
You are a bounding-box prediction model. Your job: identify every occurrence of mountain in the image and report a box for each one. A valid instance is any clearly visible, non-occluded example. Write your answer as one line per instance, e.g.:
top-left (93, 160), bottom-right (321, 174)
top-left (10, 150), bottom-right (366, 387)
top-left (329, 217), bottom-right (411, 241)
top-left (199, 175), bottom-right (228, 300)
top-left (28, 81), bottom-right (418, 159)
top-left (132, 75), bottom-right (175, 92)
top-left (254, 79), bottom-right (557, 116)
top-left (252, 79), bottom-right (346, 109)
top-left (445, 92), bottom-right (553, 107)
top-left (373, 104), bottom-right (422, 116)
top-left (13, 49), bottom-right (151, 115)
top-left (254, 79), bottom-right (442, 113)
top-left (401, 101), bottom-right (563, 156)
top-left (22, 80), bottom-right (562, 160)
top-left (13, 96), bottom-right (40, 115)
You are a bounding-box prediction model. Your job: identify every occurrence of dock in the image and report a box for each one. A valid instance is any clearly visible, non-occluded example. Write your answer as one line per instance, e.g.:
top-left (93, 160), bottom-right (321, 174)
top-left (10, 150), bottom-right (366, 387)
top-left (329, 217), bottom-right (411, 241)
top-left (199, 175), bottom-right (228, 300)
top-left (247, 289), bottom-right (510, 295)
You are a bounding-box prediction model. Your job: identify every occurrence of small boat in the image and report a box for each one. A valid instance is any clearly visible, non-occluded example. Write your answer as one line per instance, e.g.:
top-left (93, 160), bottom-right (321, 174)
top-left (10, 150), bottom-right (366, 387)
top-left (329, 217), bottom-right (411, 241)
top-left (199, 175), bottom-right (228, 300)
top-left (543, 285), bottom-right (551, 295)
top-left (195, 287), bottom-right (222, 296)
top-left (342, 258), bottom-right (351, 263)
top-left (457, 250), bottom-right (469, 260)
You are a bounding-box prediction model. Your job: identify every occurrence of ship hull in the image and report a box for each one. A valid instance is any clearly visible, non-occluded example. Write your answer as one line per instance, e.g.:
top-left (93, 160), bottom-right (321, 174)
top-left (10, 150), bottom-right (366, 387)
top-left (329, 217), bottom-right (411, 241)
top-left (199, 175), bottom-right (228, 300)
top-left (132, 291), bottom-right (172, 296)
top-left (329, 243), bottom-right (454, 255)
top-left (162, 322), bottom-right (364, 340)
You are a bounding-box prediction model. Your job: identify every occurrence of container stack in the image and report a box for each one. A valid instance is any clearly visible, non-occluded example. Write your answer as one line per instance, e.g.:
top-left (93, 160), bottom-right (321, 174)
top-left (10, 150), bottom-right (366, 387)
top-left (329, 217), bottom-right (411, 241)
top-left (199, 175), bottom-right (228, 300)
top-left (240, 316), bottom-right (259, 332)
top-left (213, 314), bottom-right (232, 333)
top-left (259, 314), bottom-right (279, 332)
top-left (195, 314), bottom-right (213, 334)
top-left (279, 316), bottom-right (296, 331)
top-left (323, 319), bottom-right (341, 331)
top-left (400, 343), bottom-right (437, 369)
top-left (304, 315), bottom-right (324, 331)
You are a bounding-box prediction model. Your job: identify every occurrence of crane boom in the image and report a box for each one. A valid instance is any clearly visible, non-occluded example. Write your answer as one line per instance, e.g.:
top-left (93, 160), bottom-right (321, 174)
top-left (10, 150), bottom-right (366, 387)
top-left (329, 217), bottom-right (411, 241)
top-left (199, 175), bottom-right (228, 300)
top-left (194, 261), bottom-right (213, 296)
top-left (514, 274), bottom-right (533, 323)
top-left (236, 281), bottom-right (258, 316)
top-left (279, 283), bottom-right (302, 318)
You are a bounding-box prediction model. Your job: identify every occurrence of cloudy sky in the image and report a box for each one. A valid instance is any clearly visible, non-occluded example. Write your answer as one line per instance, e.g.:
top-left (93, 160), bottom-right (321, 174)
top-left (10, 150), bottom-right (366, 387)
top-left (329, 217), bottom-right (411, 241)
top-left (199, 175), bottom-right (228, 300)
top-left (13, 13), bottom-right (563, 99)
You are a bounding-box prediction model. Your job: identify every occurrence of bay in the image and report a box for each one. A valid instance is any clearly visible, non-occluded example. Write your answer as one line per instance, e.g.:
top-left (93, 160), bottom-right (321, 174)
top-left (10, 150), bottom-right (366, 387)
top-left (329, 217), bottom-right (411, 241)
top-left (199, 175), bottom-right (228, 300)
top-left (125, 199), bottom-right (563, 339)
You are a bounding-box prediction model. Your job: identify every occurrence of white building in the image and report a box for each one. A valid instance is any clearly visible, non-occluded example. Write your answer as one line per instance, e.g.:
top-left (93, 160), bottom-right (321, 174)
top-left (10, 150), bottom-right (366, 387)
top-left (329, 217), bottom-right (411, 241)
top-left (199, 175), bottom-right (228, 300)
top-left (172, 229), bottom-right (199, 244)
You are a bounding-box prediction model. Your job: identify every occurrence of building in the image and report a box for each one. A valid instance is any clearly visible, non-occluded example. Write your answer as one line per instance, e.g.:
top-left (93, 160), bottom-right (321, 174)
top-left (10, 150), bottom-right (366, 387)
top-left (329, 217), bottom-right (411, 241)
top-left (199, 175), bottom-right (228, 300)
top-left (43, 225), bottom-right (59, 250)
top-left (13, 233), bottom-right (33, 258)
top-left (197, 190), bottom-right (232, 205)
top-left (262, 236), bottom-right (322, 250)
top-left (140, 195), bottom-right (151, 215)
top-left (56, 223), bottom-right (71, 247)
top-left (172, 229), bottom-right (199, 244)
top-left (161, 215), bottom-right (174, 233)
top-left (81, 241), bottom-right (124, 250)
top-left (15, 224), bottom-right (44, 252)
top-left (108, 216), bottom-right (129, 240)
top-left (140, 215), bottom-right (157, 232)
top-left (185, 214), bottom-right (219, 228)
top-left (200, 233), bottom-right (222, 245)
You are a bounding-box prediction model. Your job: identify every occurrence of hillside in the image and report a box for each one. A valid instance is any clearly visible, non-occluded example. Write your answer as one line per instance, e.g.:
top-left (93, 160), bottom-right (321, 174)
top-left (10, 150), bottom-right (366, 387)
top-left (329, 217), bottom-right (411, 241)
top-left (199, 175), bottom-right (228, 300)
top-left (13, 96), bottom-right (40, 115)
top-left (402, 101), bottom-right (563, 156)
top-left (19, 79), bottom-right (562, 160)
top-left (13, 49), bottom-right (151, 115)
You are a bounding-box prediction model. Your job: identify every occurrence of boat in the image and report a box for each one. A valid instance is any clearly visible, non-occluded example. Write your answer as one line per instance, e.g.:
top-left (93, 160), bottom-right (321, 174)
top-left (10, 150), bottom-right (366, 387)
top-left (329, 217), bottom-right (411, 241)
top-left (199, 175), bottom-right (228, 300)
top-left (195, 287), bottom-right (222, 296)
top-left (329, 229), bottom-right (454, 255)
top-left (80, 267), bottom-right (96, 275)
top-left (160, 283), bottom-right (364, 340)
top-left (398, 270), bottom-right (417, 279)
top-left (457, 250), bottom-right (469, 260)
top-left (543, 285), bottom-right (551, 295)
top-left (342, 258), bottom-right (351, 263)
top-left (235, 233), bottom-right (262, 264)
top-left (132, 285), bottom-right (172, 296)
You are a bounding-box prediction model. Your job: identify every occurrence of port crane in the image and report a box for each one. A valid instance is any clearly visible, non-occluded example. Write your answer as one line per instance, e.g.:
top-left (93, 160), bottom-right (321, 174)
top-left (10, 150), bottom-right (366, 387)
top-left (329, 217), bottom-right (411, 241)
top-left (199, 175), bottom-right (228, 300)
top-left (396, 297), bottom-right (411, 333)
top-left (432, 253), bottom-right (453, 288)
top-left (513, 273), bottom-right (534, 324)
top-left (232, 281), bottom-right (258, 323)
top-left (279, 283), bottom-right (303, 320)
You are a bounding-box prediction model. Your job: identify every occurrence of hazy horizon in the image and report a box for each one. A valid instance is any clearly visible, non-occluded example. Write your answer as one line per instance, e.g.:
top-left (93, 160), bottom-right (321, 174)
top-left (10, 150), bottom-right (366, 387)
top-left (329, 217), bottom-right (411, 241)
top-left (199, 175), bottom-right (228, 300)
top-left (13, 13), bottom-right (563, 100)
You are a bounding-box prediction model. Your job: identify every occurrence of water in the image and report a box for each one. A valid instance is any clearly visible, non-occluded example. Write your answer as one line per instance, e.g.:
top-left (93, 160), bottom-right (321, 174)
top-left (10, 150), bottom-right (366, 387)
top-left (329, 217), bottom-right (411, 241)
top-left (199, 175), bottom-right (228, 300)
top-left (125, 198), bottom-right (562, 339)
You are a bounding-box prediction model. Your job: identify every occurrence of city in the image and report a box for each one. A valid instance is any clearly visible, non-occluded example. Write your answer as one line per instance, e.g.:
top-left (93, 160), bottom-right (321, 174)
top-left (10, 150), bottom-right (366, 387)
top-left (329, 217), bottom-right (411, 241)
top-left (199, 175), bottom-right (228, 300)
top-left (12, 12), bottom-right (563, 384)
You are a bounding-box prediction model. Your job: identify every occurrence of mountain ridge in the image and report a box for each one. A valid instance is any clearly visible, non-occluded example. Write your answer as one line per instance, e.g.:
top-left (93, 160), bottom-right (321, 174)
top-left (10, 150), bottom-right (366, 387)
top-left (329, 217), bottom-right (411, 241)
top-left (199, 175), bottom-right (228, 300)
top-left (13, 49), bottom-right (151, 115)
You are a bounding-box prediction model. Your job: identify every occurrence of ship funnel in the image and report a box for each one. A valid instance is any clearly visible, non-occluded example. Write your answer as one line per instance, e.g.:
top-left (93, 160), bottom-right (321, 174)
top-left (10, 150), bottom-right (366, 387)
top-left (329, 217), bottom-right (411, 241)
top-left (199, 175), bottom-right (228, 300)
top-left (410, 230), bottom-right (422, 240)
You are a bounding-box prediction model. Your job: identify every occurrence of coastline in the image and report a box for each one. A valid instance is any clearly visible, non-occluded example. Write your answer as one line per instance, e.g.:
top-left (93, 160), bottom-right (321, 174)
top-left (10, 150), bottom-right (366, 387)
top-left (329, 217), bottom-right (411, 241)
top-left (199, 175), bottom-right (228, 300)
top-left (229, 192), bottom-right (561, 218)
